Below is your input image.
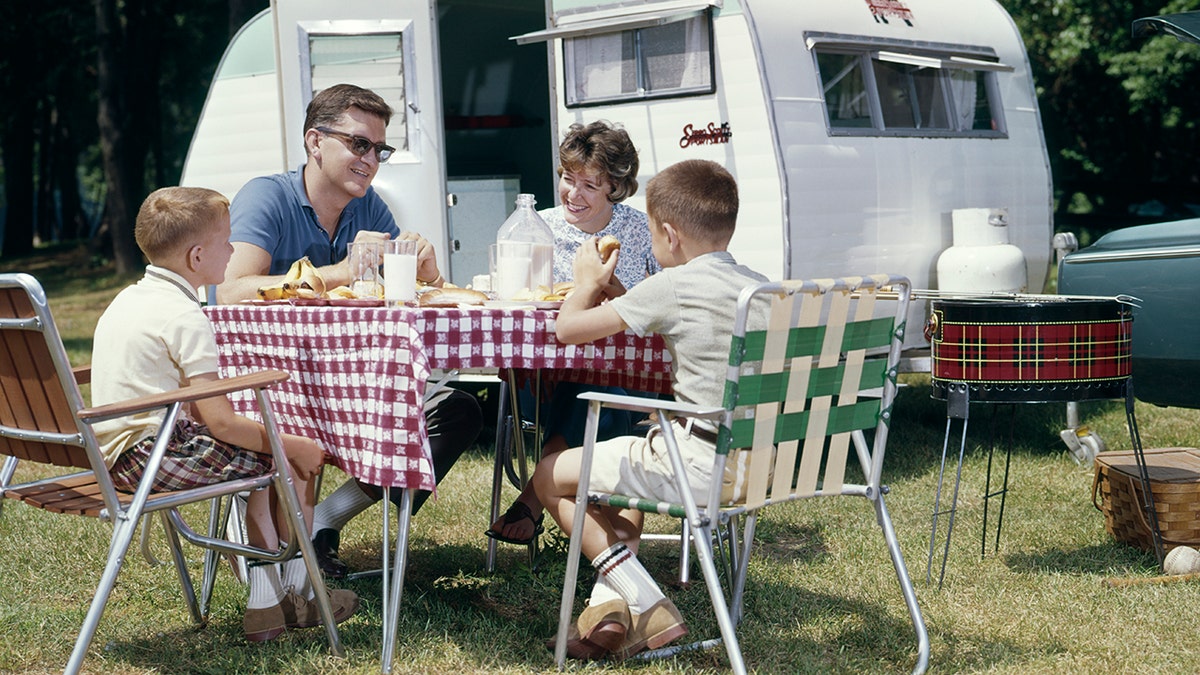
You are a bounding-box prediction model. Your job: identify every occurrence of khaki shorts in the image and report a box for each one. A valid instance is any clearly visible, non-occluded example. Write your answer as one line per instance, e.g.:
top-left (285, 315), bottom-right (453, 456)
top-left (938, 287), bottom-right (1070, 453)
top-left (586, 420), bottom-right (753, 507)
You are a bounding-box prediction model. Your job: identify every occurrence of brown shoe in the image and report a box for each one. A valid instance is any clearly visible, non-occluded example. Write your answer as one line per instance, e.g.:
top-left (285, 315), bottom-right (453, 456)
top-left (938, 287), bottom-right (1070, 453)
top-left (243, 602), bottom-right (287, 643)
top-left (282, 588), bottom-right (359, 628)
top-left (545, 598), bottom-right (632, 660)
top-left (616, 598), bottom-right (688, 659)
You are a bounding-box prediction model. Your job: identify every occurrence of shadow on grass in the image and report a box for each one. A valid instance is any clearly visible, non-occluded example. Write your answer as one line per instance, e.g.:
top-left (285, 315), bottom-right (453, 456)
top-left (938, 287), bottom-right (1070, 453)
top-left (1004, 542), bottom-right (1157, 576)
top-left (886, 379), bottom-right (1127, 481)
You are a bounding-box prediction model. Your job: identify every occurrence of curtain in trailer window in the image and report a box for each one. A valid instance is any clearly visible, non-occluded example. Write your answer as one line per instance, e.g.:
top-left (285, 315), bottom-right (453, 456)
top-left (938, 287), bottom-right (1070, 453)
top-left (574, 33), bottom-right (635, 101)
top-left (948, 70), bottom-right (978, 131)
top-left (565, 14), bottom-right (712, 105)
top-left (641, 18), bottom-right (709, 91)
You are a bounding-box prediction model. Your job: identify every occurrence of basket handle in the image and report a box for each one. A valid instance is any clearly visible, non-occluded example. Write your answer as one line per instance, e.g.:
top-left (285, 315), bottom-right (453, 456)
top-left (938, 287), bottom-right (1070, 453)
top-left (1091, 469), bottom-right (1104, 512)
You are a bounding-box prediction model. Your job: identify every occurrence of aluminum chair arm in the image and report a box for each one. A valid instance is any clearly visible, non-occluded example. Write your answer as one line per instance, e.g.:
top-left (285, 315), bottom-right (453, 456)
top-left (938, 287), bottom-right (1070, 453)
top-left (76, 370), bottom-right (290, 424)
top-left (576, 390), bottom-right (724, 419)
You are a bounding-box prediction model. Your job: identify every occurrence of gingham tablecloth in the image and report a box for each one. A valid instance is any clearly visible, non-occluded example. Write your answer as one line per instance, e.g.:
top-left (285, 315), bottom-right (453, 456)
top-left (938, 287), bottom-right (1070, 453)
top-left (411, 307), bottom-right (672, 395)
top-left (205, 305), bottom-right (434, 490)
top-left (204, 304), bottom-right (672, 489)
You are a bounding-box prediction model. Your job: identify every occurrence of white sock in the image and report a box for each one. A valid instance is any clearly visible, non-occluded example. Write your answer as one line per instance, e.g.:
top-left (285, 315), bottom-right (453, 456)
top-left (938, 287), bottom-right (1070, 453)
top-left (280, 558), bottom-right (315, 599)
top-left (588, 573), bottom-right (623, 605)
top-left (591, 543), bottom-right (664, 614)
top-left (247, 562), bottom-right (286, 609)
top-left (312, 480), bottom-right (377, 532)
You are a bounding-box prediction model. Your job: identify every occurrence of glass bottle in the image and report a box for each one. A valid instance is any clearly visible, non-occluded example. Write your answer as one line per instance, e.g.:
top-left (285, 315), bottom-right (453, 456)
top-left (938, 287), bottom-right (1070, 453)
top-left (495, 193), bottom-right (554, 298)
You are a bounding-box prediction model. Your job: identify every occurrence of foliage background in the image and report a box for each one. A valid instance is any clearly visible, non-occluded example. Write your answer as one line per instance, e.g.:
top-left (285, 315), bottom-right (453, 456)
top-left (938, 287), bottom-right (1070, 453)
top-left (0, 0), bottom-right (1198, 263)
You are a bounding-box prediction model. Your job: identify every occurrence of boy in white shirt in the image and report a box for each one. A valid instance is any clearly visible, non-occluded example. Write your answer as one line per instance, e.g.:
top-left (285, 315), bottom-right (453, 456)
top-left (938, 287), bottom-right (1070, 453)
top-left (91, 186), bottom-right (358, 642)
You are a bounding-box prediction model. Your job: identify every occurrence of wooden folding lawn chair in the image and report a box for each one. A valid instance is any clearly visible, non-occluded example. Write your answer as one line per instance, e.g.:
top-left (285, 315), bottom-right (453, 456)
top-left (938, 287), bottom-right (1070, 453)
top-left (554, 275), bottom-right (930, 674)
top-left (0, 272), bottom-right (345, 674)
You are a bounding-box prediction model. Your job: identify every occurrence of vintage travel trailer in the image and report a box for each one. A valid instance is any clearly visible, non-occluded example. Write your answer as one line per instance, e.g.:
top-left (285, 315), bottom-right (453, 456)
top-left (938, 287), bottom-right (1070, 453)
top-left (182, 0), bottom-right (1053, 350)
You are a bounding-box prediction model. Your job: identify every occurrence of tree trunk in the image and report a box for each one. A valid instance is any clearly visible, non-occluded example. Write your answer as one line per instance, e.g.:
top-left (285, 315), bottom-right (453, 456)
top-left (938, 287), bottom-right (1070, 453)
top-left (94, 0), bottom-right (142, 273)
top-left (1, 119), bottom-right (36, 257)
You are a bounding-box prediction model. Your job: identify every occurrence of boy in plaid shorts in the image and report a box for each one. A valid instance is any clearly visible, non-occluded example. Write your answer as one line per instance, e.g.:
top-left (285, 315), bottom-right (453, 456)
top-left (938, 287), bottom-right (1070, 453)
top-left (90, 186), bottom-right (358, 642)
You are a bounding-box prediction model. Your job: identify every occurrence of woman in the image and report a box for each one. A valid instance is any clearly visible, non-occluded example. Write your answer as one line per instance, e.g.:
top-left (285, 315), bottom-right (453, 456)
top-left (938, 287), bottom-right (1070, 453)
top-left (487, 120), bottom-right (659, 545)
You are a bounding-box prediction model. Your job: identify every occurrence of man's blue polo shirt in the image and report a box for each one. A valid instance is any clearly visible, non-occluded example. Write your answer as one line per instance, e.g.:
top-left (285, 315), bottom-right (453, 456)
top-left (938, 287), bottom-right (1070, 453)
top-left (229, 165), bottom-right (400, 275)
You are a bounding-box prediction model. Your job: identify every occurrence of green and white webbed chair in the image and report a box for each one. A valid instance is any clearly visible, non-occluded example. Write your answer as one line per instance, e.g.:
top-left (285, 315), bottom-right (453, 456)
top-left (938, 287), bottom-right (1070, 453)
top-left (554, 274), bottom-right (930, 674)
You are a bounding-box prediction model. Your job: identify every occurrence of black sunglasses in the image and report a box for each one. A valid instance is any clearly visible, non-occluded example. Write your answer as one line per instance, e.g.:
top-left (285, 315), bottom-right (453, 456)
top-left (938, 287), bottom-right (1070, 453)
top-left (315, 126), bottom-right (395, 163)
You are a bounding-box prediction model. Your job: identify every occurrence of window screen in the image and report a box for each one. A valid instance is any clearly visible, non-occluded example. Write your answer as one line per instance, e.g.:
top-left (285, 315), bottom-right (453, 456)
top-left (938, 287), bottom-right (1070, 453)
top-left (813, 43), bottom-right (1006, 138)
top-left (564, 14), bottom-right (713, 107)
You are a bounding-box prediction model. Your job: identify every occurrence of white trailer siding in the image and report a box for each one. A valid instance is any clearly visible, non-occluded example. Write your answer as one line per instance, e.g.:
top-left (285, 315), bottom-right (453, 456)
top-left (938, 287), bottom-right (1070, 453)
top-left (554, 10), bottom-right (786, 279)
top-left (538, 0), bottom-right (1052, 350)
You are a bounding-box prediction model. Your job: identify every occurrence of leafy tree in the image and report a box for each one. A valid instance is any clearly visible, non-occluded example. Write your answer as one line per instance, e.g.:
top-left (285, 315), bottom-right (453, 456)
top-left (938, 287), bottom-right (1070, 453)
top-left (1002, 0), bottom-right (1200, 232)
top-left (0, 0), bottom-right (96, 257)
top-left (0, 0), bottom-right (265, 267)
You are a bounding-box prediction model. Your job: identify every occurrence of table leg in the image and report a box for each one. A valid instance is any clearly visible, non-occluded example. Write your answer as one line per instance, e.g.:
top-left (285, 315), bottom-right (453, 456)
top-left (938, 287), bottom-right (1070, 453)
top-left (486, 382), bottom-right (511, 572)
top-left (381, 486), bottom-right (413, 675)
top-left (486, 371), bottom-right (543, 571)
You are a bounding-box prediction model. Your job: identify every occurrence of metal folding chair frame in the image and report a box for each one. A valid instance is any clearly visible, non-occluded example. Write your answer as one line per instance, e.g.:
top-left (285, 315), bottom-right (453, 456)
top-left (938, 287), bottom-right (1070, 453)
top-left (0, 273), bottom-right (344, 674)
top-left (553, 275), bottom-right (930, 675)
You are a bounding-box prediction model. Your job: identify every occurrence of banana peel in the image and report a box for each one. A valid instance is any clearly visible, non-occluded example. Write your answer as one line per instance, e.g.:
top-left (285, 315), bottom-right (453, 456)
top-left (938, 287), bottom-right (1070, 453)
top-left (257, 256), bottom-right (326, 300)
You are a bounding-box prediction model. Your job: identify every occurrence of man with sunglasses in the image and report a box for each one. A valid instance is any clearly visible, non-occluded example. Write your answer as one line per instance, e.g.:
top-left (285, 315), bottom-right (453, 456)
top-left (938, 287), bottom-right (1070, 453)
top-left (219, 83), bottom-right (483, 579)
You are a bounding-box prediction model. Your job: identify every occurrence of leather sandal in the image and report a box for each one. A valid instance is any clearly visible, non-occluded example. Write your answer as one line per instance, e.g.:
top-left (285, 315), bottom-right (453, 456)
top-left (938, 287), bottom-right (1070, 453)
top-left (485, 500), bottom-right (544, 545)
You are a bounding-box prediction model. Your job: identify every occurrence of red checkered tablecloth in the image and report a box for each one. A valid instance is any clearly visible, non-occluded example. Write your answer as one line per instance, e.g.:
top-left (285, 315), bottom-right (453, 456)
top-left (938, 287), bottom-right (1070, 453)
top-left (410, 307), bottom-right (672, 395)
top-left (205, 305), bottom-right (435, 491)
top-left (204, 304), bottom-right (672, 489)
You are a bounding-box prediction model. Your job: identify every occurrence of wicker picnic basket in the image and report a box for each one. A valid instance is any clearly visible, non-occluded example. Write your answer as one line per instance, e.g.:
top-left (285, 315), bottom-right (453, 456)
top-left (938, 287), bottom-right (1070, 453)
top-left (1092, 447), bottom-right (1200, 553)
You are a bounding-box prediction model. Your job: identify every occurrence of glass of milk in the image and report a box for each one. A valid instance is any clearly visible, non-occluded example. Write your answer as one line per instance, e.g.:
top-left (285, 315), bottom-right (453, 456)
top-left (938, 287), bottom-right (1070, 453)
top-left (348, 241), bottom-right (385, 298)
top-left (492, 241), bottom-right (532, 301)
top-left (383, 239), bottom-right (418, 306)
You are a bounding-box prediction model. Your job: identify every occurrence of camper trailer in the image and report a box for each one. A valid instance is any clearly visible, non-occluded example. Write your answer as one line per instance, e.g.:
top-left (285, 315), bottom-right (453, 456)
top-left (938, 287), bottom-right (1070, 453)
top-left (182, 0), bottom-right (1053, 350)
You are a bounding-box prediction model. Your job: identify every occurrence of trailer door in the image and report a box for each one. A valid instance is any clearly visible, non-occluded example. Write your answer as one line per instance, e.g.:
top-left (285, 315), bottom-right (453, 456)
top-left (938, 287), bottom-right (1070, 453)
top-left (271, 0), bottom-right (450, 269)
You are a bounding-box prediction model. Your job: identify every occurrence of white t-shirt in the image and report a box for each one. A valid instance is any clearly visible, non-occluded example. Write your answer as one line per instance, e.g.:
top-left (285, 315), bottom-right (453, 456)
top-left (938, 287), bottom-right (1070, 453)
top-left (91, 266), bottom-right (220, 466)
top-left (610, 251), bottom-right (768, 408)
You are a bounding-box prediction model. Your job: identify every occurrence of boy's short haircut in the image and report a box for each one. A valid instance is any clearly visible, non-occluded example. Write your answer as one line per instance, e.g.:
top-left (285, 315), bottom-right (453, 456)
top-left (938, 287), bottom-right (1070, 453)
top-left (646, 159), bottom-right (738, 242)
top-left (303, 83), bottom-right (394, 136)
top-left (557, 120), bottom-right (640, 203)
top-left (134, 187), bottom-right (230, 263)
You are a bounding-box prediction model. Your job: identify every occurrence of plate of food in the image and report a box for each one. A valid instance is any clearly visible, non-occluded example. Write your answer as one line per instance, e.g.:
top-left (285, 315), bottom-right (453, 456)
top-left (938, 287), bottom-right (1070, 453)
top-left (289, 297), bottom-right (330, 306)
top-left (482, 300), bottom-right (536, 309)
top-left (418, 287), bottom-right (490, 308)
top-left (328, 297), bottom-right (385, 307)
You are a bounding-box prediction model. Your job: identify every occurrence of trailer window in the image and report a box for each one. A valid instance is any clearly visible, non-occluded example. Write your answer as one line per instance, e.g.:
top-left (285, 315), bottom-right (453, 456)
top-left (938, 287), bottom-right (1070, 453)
top-left (563, 14), bottom-right (713, 107)
top-left (305, 31), bottom-right (412, 153)
top-left (813, 45), bottom-right (1006, 138)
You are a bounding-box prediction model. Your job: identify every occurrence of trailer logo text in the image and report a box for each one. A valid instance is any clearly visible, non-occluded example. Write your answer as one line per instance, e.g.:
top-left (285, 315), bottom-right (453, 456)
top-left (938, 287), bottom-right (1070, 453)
top-left (679, 122), bottom-right (733, 149)
top-left (866, 0), bottom-right (914, 27)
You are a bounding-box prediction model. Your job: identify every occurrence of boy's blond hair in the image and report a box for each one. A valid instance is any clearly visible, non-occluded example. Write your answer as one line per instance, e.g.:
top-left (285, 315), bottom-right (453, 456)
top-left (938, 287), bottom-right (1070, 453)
top-left (134, 187), bottom-right (229, 263)
top-left (645, 159), bottom-right (738, 244)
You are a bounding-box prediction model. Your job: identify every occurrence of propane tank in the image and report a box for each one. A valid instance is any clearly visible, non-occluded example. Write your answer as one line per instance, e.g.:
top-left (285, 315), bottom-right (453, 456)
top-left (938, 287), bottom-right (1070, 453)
top-left (936, 207), bottom-right (1027, 293)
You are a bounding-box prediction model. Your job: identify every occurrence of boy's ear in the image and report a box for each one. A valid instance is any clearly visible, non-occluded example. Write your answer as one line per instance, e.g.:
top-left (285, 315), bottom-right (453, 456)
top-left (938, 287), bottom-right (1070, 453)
top-left (186, 244), bottom-right (203, 271)
top-left (660, 221), bottom-right (682, 251)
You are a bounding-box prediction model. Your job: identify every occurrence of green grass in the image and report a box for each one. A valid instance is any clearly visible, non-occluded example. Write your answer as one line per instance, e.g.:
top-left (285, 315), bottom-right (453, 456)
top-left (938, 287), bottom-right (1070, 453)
top-left (3, 245), bottom-right (1200, 673)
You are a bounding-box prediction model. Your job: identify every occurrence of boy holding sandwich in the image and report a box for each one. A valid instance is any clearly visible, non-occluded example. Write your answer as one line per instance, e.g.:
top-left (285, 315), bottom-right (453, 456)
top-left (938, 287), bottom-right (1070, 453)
top-left (533, 159), bottom-right (768, 659)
